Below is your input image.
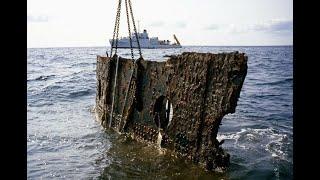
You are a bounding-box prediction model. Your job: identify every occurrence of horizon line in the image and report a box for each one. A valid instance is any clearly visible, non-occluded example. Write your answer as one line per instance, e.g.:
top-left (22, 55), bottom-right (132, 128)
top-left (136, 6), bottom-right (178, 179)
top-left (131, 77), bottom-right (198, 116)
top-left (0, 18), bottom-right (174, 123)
top-left (27, 44), bottom-right (293, 49)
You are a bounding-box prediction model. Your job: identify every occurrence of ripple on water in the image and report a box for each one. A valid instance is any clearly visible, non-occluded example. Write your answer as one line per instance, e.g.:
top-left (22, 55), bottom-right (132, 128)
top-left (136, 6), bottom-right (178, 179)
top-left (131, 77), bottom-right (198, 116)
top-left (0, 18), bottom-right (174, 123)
top-left (217, 127), bottom-right (292, 162)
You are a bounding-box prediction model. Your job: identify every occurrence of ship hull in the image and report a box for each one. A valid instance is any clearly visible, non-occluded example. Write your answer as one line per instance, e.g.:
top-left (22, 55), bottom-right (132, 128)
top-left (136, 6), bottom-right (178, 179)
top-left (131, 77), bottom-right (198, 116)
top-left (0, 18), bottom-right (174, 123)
top-left (109, 40), bottom-right (182, 49)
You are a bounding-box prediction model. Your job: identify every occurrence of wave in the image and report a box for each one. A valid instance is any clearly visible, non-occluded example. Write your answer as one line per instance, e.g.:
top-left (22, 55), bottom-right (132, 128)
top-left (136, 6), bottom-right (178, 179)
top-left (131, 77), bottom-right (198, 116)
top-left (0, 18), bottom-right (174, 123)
top-left (217, 127), bottom-right (291, 161)
top-left (28, 75), bottom-right (55, 81)
top-left (71, 62), bottom-right (96, 68)
top-left (252, 93), bottom-right (288, 99)
top-left (27, 134), bottom-right (78, 154)
top-left (261, 57), bottom-right (272, 60)
top-left (255, 77), bottom-right (292, 86)
top-left (68, 89), bottom-right (94, 98)
top-left (42, 84), bottom-right (62, 92)
top-left (51, 56), bottom-right (67, 61)
top-left (35, 54), bottom-right (45, 59)
top-left (28, 101), bottom-right (54, 107)
top-left (27, 46), bottom-right (293, 179)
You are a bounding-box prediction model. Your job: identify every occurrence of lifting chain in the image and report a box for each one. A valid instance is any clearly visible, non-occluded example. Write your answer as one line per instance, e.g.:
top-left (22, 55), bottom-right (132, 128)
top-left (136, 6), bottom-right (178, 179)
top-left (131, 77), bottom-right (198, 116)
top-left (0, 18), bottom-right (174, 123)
top-left (118, 0), bottom-right (144, 132)
top-left (108, 0), bottom-right (144, 131)
top-left (128, 0), bottom-right (142, 59)
top-left (108, 0), bottom-right (122, 128)
top-left (110, 0), bottom-right (122, 57)
top-left (109, 0), bottom-right (142, 59)
top-left (124, 0), bottom-right (134, 60)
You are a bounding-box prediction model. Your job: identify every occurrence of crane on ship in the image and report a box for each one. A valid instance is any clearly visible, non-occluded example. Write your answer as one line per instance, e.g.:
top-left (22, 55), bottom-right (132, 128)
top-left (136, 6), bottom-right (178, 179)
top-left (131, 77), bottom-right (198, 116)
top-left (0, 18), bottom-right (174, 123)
top-left (173, 34), bottom-right (181, 46)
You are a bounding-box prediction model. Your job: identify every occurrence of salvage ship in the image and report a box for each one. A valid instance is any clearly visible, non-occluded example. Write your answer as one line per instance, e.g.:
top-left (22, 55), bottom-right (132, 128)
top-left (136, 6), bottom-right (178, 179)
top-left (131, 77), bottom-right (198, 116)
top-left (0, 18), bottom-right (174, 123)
top-left (109, 29), bottom-right (182, 49)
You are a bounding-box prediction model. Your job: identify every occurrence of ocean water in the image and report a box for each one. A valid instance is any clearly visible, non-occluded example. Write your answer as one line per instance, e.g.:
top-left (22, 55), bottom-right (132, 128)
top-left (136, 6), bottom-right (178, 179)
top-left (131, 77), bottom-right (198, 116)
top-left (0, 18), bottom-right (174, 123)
top-left (27, 46), bottom-right (293, 179)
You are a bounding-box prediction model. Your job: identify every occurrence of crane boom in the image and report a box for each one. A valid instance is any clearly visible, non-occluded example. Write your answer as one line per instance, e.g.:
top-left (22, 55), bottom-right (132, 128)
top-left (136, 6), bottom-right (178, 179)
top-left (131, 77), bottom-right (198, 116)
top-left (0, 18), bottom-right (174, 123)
top-left (173, 34), bottom-right (181, 45)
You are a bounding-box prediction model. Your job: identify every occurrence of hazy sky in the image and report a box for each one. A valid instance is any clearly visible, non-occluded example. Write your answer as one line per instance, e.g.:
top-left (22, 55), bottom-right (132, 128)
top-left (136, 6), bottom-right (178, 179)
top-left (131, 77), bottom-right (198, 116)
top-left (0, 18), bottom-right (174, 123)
top-left (27, 0), bottom-right (293, 48)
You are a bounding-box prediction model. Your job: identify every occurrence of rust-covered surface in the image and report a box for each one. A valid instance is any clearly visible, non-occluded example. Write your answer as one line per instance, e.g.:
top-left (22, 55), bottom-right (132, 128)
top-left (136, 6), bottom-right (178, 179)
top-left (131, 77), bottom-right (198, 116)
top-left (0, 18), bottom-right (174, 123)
top-left (95, 52), bottom-right (247, 171)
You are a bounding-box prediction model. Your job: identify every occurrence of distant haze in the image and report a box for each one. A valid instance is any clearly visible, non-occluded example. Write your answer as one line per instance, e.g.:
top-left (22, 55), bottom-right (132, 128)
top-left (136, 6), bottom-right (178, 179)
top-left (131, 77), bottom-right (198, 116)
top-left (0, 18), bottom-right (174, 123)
top-left (27, 0), bottom-right (293, 48)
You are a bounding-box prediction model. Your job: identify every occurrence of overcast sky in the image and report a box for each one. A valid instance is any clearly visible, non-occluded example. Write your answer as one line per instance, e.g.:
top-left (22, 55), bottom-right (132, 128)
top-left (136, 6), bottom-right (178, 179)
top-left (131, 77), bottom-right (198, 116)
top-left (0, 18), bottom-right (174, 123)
top-left (27, 0), bottom-right (293, 48)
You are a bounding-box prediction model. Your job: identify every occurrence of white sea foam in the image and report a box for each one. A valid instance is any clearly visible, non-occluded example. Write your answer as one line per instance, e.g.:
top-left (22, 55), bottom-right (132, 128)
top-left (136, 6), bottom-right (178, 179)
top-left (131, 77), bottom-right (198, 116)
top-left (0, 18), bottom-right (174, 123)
top-left (217, 127), bottom-right (291, 160)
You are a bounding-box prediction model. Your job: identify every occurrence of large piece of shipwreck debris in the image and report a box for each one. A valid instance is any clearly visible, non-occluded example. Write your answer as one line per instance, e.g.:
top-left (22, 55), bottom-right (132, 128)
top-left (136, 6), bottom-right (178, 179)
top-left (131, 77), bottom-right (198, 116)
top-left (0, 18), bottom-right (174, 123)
top-left (95, 51), bottom-right (247, 171)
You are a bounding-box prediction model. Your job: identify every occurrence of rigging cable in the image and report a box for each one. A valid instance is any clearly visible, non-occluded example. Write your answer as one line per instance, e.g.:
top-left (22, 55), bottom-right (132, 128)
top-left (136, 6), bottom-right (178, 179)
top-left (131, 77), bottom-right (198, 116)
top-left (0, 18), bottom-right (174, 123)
top-left (109, 55), bottom-right (120, 128)
top-left (107, 0), bottom-right (143, 131)
top-left (128, 0), bottom-right (142, 59)
top-left (108, 0), bottom-right (122, 128)
top-left (119, 0), bottom-right (143, 131)
top-left (110, 0), bottom-right (122, 57)
top-left (125, 0), bottom-right (134, 60)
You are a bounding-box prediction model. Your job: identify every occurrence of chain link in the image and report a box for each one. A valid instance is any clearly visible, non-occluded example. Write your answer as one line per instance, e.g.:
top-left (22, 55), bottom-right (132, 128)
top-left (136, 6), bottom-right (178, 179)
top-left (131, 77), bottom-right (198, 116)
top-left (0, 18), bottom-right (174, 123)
top-left (108, 0), bottom-right (144, 132)
top-left (114, 0), bottom-right (122, 56)
top-left (128, 0), bottom-right (142, 59)
top-left (110, 0), bottom-right (122, 57)
top-left (125, 0), bottom-right (134, 60)
top-left (109, 0), bottom-right (142, 59)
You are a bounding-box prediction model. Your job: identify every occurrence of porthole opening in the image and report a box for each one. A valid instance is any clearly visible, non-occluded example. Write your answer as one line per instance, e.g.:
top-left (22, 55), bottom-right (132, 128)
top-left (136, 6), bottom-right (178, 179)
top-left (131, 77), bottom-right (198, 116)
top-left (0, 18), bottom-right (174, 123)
top-left (153, 96), bottom-right (173, 129)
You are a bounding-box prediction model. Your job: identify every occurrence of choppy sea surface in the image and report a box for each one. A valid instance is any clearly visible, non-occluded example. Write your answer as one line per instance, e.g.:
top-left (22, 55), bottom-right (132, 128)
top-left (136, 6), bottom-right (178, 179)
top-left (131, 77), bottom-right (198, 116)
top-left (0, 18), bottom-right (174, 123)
top-left (27, 46), bottom-right (293, 179)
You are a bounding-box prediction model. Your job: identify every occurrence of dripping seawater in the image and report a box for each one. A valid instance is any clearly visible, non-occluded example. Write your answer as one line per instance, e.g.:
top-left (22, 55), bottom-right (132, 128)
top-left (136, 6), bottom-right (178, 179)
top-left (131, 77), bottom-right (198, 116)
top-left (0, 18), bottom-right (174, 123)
top-left (157, 132), bottom-right (162, 148)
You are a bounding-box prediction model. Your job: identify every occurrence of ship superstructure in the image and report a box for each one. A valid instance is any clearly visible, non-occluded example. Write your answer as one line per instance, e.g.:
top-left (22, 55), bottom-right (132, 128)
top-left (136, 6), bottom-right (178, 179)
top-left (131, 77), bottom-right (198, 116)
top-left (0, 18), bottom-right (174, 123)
top-left (109, 29), bottom-right (182, 49)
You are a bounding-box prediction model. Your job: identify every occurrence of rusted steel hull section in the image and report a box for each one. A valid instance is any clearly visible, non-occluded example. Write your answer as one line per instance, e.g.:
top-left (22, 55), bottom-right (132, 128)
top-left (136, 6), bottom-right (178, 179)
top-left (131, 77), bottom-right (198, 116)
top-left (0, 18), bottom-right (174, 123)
top-left (95, 52), bottom-right (247, 171)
